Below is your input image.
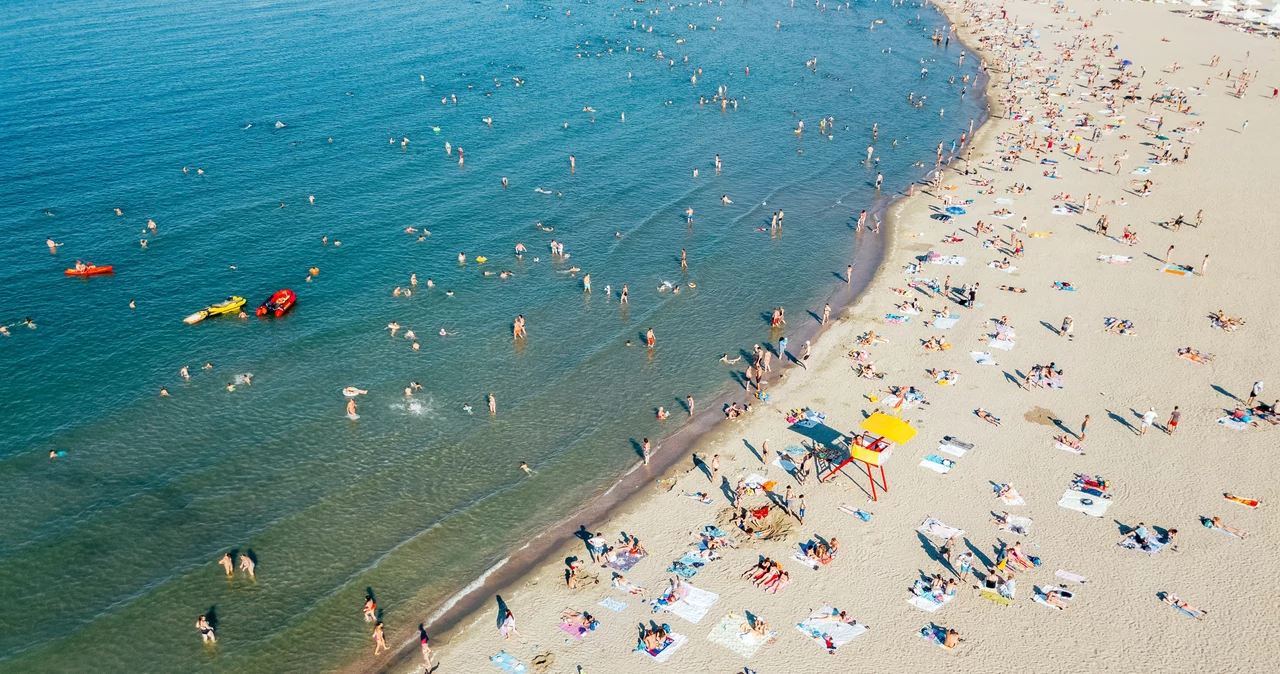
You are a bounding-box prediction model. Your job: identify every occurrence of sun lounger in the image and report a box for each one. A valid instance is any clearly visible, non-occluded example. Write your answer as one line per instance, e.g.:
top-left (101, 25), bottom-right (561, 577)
top-left (1057, 490), bottom-right (1112, 517)
top-left (636, 633), bottom-right (688, 663)
top-left (916, 517), bottom-right (965, 541)
top-left (795, 606), bottom-right (867, 652)
top-left (491, 651), bottom-right (527, 673)
top-left (706, 614), bottom-right (775, 659)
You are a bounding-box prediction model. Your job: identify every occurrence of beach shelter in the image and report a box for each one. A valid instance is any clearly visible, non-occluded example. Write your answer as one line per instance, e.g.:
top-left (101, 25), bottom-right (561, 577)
top-left (1269, 4), bottom-right (1280, 25)
top-left (1214, 0), bottom-right (1237, 14)
top-left (818, 413), bottom-right (917, 501)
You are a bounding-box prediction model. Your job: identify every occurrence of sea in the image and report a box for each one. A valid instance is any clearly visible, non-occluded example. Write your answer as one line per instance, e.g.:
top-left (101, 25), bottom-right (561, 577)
top-left (0, 0), bottom-right (983, 671)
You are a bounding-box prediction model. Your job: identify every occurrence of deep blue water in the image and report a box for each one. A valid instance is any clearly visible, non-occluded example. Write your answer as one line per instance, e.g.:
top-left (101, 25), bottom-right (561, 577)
top-left (0, 0), bottom-right (982, 671)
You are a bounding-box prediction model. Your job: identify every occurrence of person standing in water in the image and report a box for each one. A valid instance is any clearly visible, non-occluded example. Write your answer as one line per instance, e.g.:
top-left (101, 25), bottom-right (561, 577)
top-left (196, 615), bottom-right (216, 643)
top-left (642, 438), bottom-right (652, 465)
top-left (488, 393), bottom-right (496, 415)
top-left (569, 155), bottom-right (576, 173)
top-left (347, 399), bottom-right (358, 417)
top-left (239, 553), bottom-right (255, 579)
top-left (846, 264), bottom-right (853, 286)
top-left (715, 154), bottom-right (722, 173)
top-left (646, 327), bottom-right (655, 348)
top-left (686, 395), bottom-right (695, 417)
top-left (583, 274), bottom-right (591, 293)
top-left (373, 621), bottom-right (388, 654)
top-left (620, 285), bottom-right (629, 304)
top-left (219, 553), bottom-right (234, 577)
top-left (680, 249), bottom-right (688, 271)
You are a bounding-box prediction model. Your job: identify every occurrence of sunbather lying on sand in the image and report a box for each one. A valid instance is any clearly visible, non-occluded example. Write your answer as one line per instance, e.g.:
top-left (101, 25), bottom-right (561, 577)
top-left (857, 331), bottom-right (889, 346)
top-left (1206, 516), bottom-right (1248, 539)
top-left (1177, 347), bottom-right (1214, 364)
top-left (976, 408), bottom-right (1002, 426)
top-left (1162, 593), bottom-right (1206, 620)
top-left (612, 573), bottom-right (646, 594)
top-left (1055, 435), bottom-right (1082, 450)
top-left (999, 285), bottom-right (1027, 293)
top-left (1041, 587), bottom-right (1071, 610)
top-left (1211, 310), bottom-right (1244, 331)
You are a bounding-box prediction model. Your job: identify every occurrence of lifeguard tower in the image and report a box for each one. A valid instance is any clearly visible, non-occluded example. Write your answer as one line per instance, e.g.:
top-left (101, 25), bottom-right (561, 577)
top-left (818, 412), bottom-right (917, 501)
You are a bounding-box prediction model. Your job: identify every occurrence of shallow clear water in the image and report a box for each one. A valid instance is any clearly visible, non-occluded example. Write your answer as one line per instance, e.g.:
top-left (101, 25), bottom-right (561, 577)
top-left (0, 0), bottom-right (982, 671)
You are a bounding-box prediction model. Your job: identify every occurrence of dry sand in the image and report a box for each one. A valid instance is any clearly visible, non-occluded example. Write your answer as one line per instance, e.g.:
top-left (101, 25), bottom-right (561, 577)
top-left (403, 1), bottom-right (1280, 672)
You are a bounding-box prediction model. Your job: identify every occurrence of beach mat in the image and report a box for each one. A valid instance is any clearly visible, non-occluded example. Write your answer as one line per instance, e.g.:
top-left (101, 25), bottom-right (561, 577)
top-left (916, 517), bottom-right (964, 541)
top-left (491, 651), bottom-right (527, 673)
top-left (706, 613), bottom-right (775, 659)
top-left (636, 632), bottom-right (688, 663)
top-left (969, 351), bottom-right (997, 365)
top-left (919, 454), bottom-right (954, 474)
top-left (598, 597), bottom-right (628, 613)
top-left (932, 316), bottom-right (960, 329)
top-left (907, 591), bottom-right (952, 613)
top-left (795, 607), bottom-right (867, 651)
top-left (666, 585), bottom-right (718, 624)
top-left (1057, 490), bottom-right (1111, 517)
top-left (1056, 569), bottom-right (1087, 584)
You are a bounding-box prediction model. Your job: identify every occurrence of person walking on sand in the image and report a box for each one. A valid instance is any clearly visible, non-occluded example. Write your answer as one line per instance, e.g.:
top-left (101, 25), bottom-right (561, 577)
top-left (760, 438), bottom-right (770, 465)
top-left (1247, 381), bottom-right (1263, 406)
top-left (499, 609), bottom-right (519, 639)
top-left (364, 595), bottom-right (378, 622)
top-left (796, 494), bottom-right (807, 524)
top-left (373, 621), bottom-right (388, 654)
top-left (822, 303), bottom-right (831, 325)
top-left (710, 454), bottom-right (720, 482)
top-left (783, 485), bottom-right (795, 517)
top-left (1140, 407), bottom-right (1157, 436)
top-left (846, 264), bottom-right (853, 286)
top-left (1164, 245), bottom-right (1174, 265)
top-left (1080, 414), bottom-right (1090, 441)
top-left (1200, 254), bottom-right (1209, 276)
top-left (1061, 315), bottom-right (1074, 340)
top-left (1166, 406), bottom-right (1181, 435)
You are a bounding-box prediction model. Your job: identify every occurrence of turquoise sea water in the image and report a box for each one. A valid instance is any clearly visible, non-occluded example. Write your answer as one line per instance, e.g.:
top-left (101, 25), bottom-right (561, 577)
top-left (0, 0), bottom-right (982, 671)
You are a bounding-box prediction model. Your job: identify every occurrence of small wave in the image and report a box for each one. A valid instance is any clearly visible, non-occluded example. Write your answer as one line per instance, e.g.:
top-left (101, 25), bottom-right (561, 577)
top-left (425, 556), bottom-right (509, 627)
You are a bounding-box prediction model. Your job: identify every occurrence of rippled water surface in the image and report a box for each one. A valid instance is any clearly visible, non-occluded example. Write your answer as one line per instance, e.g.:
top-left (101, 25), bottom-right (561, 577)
top-left (0, 0), bottom-right (982, 671)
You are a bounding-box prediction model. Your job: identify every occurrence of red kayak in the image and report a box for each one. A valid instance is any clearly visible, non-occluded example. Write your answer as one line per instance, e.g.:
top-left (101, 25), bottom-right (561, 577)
top-left (255, 289), bottom-right (296, 318)
top-left (64, 265), bottom-right (113, 276)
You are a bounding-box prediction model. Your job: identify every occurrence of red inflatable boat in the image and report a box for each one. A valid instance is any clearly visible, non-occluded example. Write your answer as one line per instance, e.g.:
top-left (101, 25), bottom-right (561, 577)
top-left (255, 289), bottom-right (296, 317)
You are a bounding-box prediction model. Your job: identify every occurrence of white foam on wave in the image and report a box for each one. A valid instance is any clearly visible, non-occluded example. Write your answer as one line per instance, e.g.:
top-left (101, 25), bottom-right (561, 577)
top-left (424, 556), bottom-right (510, 628)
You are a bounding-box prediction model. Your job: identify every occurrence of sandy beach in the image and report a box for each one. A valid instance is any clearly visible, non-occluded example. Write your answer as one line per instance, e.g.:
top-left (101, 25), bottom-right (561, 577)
top-left (397, 1), bottom-right (1280, 672)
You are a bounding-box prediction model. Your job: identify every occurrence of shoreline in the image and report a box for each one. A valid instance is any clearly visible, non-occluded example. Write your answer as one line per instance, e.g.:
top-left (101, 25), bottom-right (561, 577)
top-left (368, 3), bottom-right (996, 672)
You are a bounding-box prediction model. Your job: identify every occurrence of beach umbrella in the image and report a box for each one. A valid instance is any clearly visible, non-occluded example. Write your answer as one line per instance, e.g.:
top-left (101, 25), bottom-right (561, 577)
top-left (1121, 59), bottom-right (1133, 66)
top-left (1241, 0), bottom-right (1262, 6)
top-left (945, 206), bottom-right (967, 216)
top-left (1187, 0), bottom-right (1208, 5)
top-left (1240, 8), bottom-right (1263, 17)
top-left (1215, 0), bottom-right (1237, 13)
top-left (1269, 4), bottom-right (1280, 25)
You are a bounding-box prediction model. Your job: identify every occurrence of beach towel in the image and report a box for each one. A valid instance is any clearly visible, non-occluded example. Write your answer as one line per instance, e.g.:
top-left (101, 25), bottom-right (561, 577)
top-left (1052, 281), bottom-right (1077, 291)
top-left (1118, 535), bottom-right (1167, 556)
top-left (1030, 231), bottom-right (1052, 238)
top-left (1050, 206), bottom-right (1073, 215)
top-left (907, 582), bottom-right (955, 612)
top-left (938, 436), bottom-right (973, 457)
top-left (636, 633), bottom-right (688, 663)
top-left (932, 316), bottom-right (960, 329)
top-left (559, 620), bottom-right (595, 640)
top-left (981, 589), bottom-right (1013, 606)
top-left (607, 552), bottom-right (647, 573)
top-left (1032, 589), bottom-right (1073, 610)
top-left (1131, 166), bottom-right (1151, 175)
top-left (1216, 417), bottom-right (1248, 431)
top-left (795, 607), bottom-right (868, 652)
top-left (916, 517), bottom-right (964, 541)
top-left (1055, 440), bottom-right (1085, 455)
top-left (839, 504), bottom-right (872, 521)
top-left (706, 613), bottom-right (775, 659)
top-left (919, 454), bottom-right (954, 474)
top-left (885, 314), bottom-right (910, 325)
top-left (1162, 264), bottom-right (1193, 276)
top-left (1057, 490), bottom-right (1111, 517)
top-left (1167, 601), bottom-right (1203, 620)
top-left (1224, 494), bottom-right (1261, 509)
top-left (1097, 254), bottom-right (1132, 264)
top-left (918, 625), bottom-right (954, 649)
top-left (989, 338), bottom-right (1016, 351)
top-left (598, 597), bottom-right (628, 612)
top-left (969, 351), bottom-right (997, 365)
top-left (742, 474), bottom-right (769, 492)
top-left (998, 515), bottom-right (1033, 536)
top-left (662, 585), bottom-right (719, 624)
top-left (987, 262), bottom-right (1019, 273)
top-left (772, 446), bottom-right (807, 473)
top-left (997, 485), bottom-right (1026, 505)
top-left (491, 651), bottom-right (527, 673)
top-left (1055, 570), bottom-right (1087, 584)
top-left (793, 550), bottom-right (821, 570)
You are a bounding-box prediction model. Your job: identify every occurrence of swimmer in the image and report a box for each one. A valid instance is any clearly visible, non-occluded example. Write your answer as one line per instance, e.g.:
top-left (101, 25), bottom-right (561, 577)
top-left (404, 330), bottom-right (416, 340)
top-left (226, 383), bottom-right (236, 392)
top-left (439, 328), bottom-right (454, 336)
top-left (721, 195), bottom-right (733, 205)
top-left (203, 363), bottom-right (213, 370)
top-left (387, 322), bottom-right (401, 336)
top-left (347, 399), bottom-right (358, 416)
top-left (720, 354), bottom-right (742, 364)
top-left (160, 387), bottom-right (170, 397)
top-left (45, 237), bottom-right (62, 252)
top-left (463, 403), bottom-right (473, 414)
top-left (129, 300), bottom-right (135, 309)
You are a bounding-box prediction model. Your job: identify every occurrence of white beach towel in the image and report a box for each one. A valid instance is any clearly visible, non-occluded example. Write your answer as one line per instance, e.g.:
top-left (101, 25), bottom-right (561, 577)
top-left (932, 316), bottom-right (960, 329)
top-left (1057, 490), bottom-right (1111, 517)
top-left (743, 474), bottom-right (768, 490)
top-left (937, 439), bottom-right (972, 458)
top-left (666, 586), bottom-right (719, 624)
top-left (919, 454), bottom-right (954, 474)
top-left (792, 550), bottom-right (820, 570)
top-left (906, 589), bottom-right (954, 613)
top-left (916, 517), bottom-right (964, 541)
top-left (989, 338), bottom-right (1016, 351)
top-left (1055, 569), bottom-right (1087, 584)
top-left (969, 351), bottom-right (997, 365)
top-left (999, 515), bottom-right (1033, 535)
top-left (998, 486), bottom-right (1026, 506)
top-left (637, 632), bottom-right (688, 663)
top-left (1216, 417), bottom-right (1248, 431)
top-left (1097, 254), bottom-right (1132, 264)
top-left (706, 614), bottom-right (774, 659)
top-left (1055, 440), bottom-right (1085, 455)
top-left (795, 607), bottom-right (868, 651)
